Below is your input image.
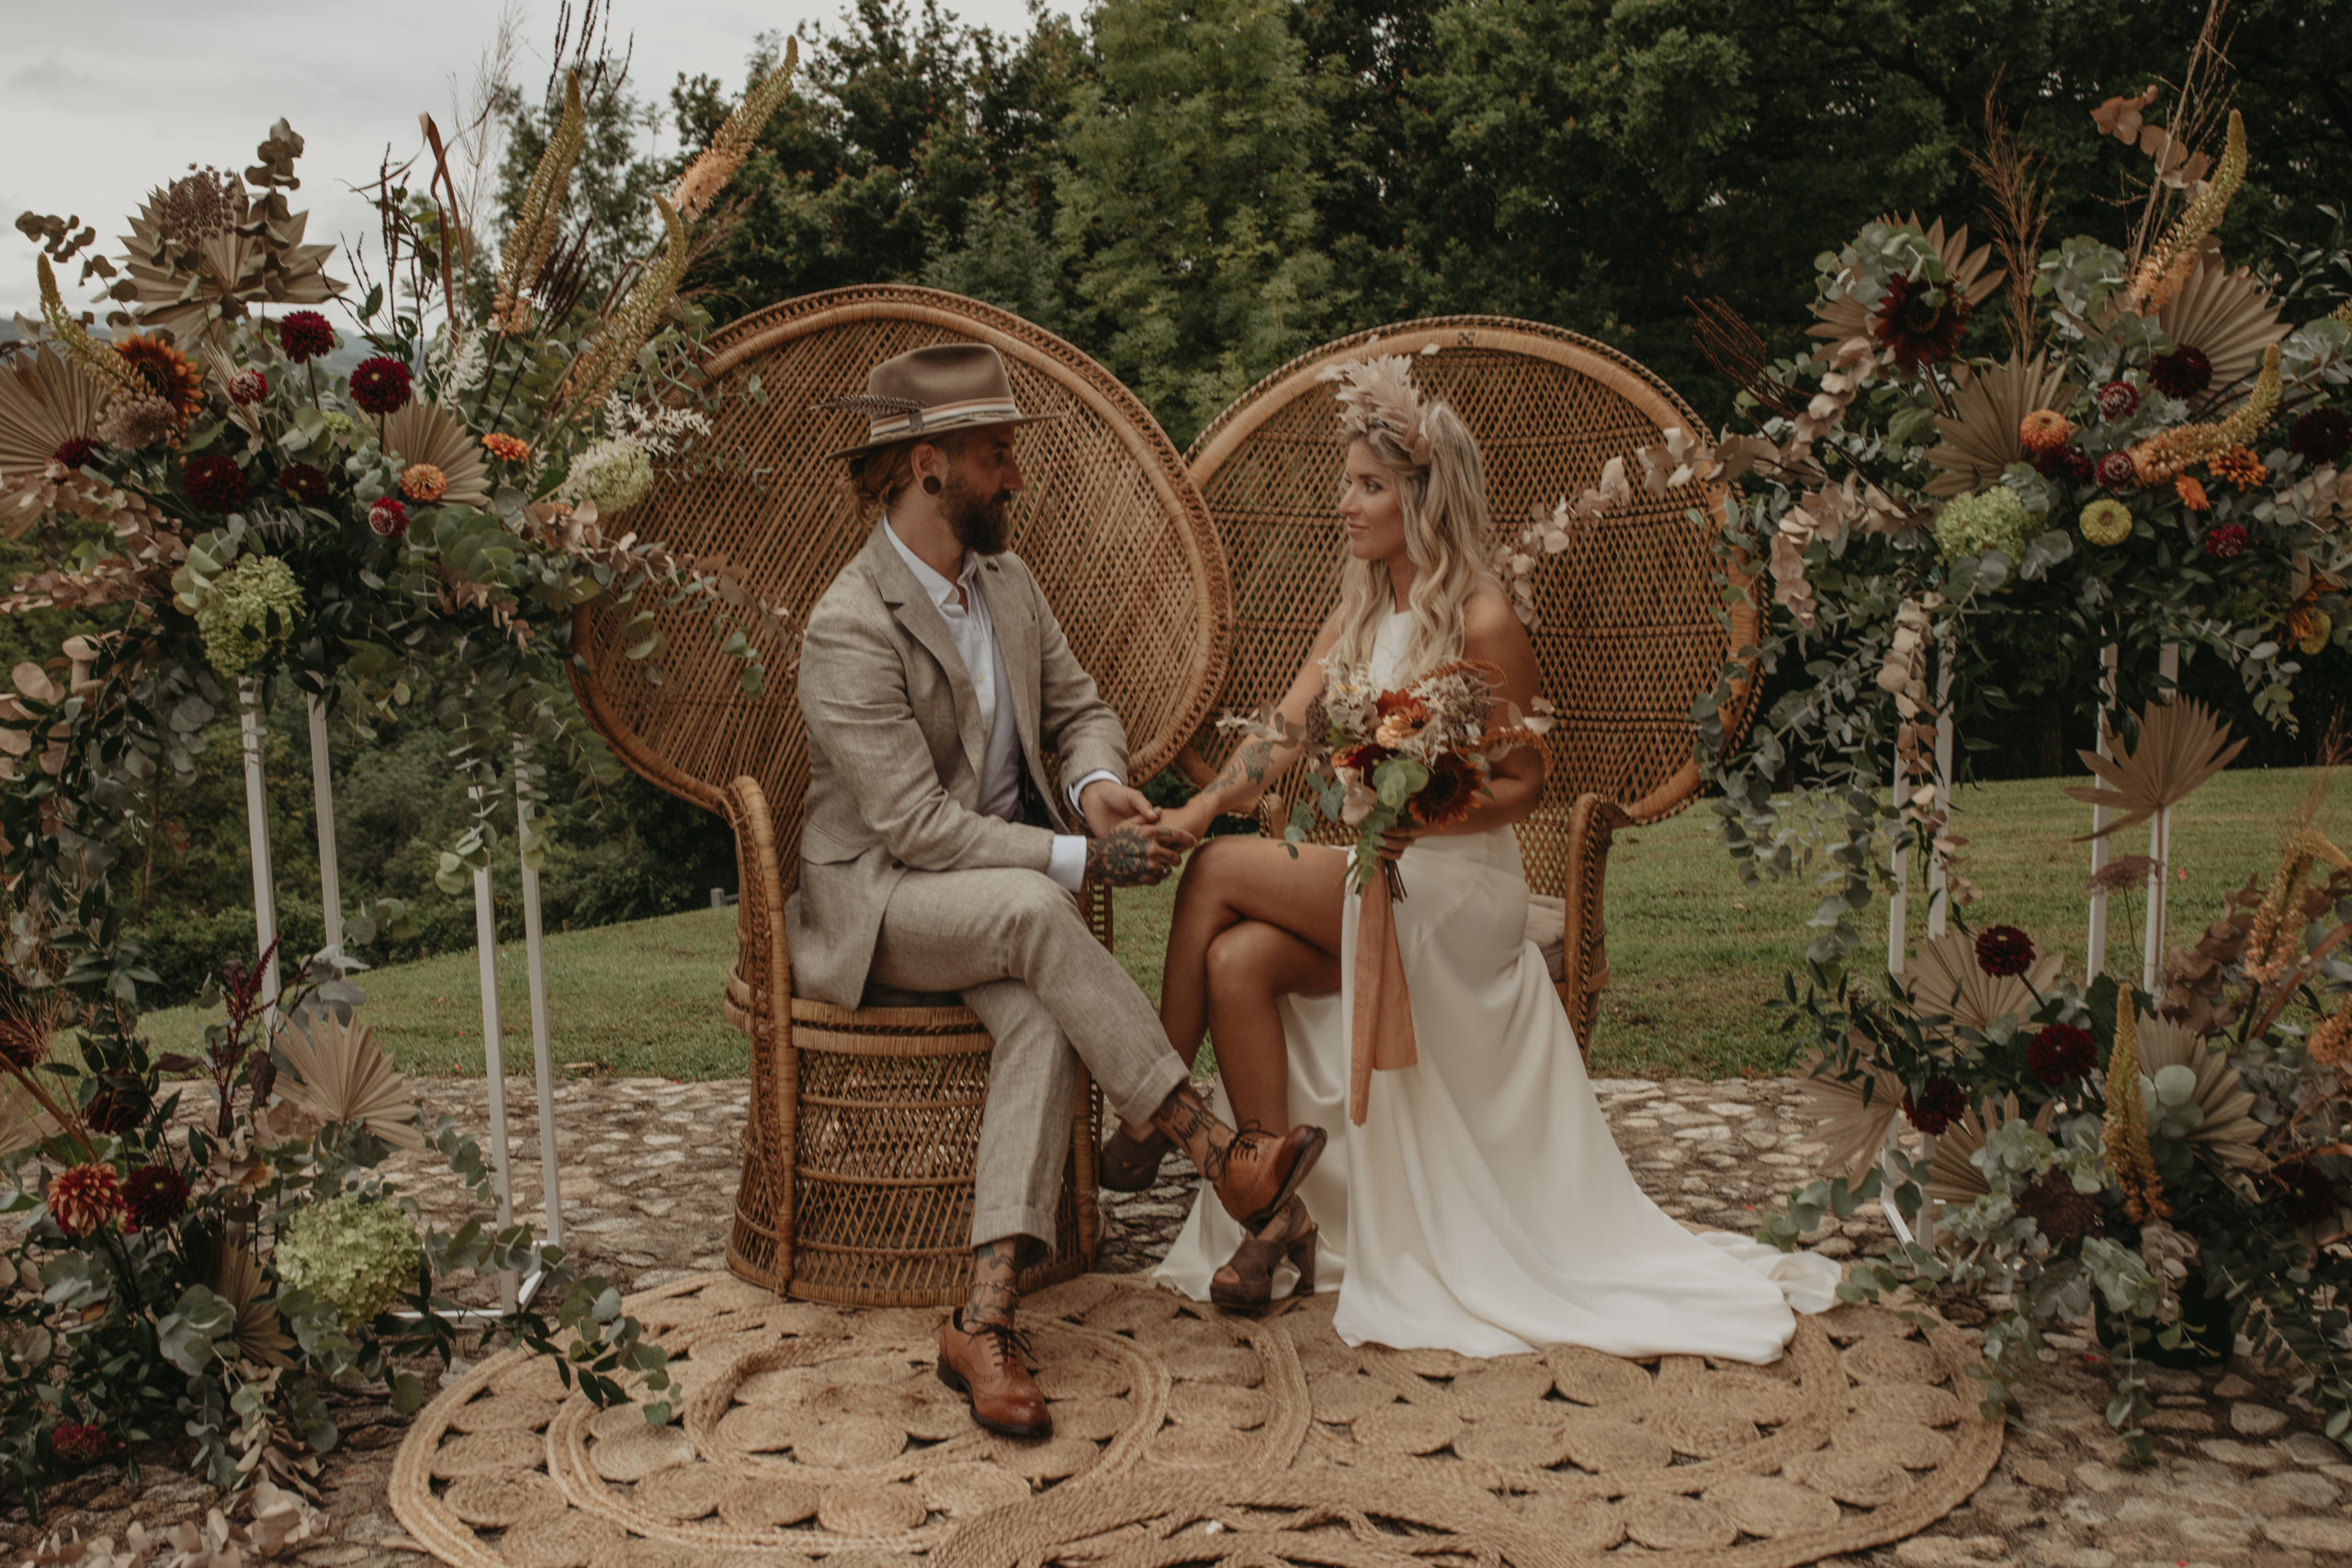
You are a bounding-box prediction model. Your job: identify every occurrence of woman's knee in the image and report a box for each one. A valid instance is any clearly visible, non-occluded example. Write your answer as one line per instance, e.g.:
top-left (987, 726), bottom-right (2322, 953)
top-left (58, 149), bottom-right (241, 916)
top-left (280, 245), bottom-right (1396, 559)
top-left (1204, 920), bottom-right (1283, 998)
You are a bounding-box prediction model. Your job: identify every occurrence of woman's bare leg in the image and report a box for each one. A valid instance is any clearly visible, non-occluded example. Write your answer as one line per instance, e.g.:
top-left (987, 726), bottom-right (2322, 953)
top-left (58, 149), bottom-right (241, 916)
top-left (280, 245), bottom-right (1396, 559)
top-left (1153, 836), bottom-right (1348, 1089)
top-left (1203, 919), bottom-right (1340, 1132)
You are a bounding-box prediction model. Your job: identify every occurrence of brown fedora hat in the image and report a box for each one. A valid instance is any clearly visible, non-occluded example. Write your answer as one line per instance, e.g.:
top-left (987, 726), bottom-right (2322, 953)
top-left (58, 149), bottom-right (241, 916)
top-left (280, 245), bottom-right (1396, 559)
top-left (814, 343), bottom-right (1063, 461)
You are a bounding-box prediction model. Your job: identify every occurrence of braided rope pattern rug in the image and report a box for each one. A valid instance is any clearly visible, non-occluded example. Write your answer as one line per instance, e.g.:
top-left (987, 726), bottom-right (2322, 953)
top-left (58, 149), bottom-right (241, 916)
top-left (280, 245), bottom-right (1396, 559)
top-left (390, 1270), bottom-right (2000, 1568)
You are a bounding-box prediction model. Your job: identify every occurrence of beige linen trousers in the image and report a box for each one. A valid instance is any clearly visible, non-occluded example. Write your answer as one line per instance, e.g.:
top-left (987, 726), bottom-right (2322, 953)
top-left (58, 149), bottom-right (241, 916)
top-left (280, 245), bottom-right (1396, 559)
top-left (786, 524), bottom-right (1186, 1248)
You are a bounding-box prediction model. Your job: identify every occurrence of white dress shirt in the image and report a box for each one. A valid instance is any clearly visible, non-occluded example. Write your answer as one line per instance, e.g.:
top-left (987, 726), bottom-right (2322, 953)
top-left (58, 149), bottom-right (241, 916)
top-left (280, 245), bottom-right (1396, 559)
top-left (886, 520), bottom-right (1116, 891)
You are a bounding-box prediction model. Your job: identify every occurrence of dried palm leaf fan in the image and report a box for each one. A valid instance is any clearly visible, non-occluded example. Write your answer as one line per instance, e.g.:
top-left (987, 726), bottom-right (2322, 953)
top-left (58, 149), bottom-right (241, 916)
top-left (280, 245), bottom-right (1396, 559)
top-left (1924, 353), bottom-right (2078, 498)
top-left (2065, 697), bottom-right (2245, 841)
top-left (1182, 318), bottom-right (1758, 1051)
top-left (570, 286), bottom-right (1230, 1303)
top-left (0, 343), bottom-right (107, 480)
top-left (1805, 215), bottom-right (2006, 358)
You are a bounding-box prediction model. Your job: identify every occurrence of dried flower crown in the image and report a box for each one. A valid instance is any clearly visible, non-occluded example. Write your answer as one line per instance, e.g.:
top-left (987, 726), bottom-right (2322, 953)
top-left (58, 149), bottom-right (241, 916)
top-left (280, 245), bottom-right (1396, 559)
top-left (1319, 345), bottom-right (1441, 466)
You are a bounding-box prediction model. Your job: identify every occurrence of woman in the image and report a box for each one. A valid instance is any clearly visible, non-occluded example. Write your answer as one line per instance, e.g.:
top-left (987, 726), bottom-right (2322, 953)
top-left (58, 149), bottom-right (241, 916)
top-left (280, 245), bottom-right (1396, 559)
top-left (1113, 355), bottom-right (1837, 1359)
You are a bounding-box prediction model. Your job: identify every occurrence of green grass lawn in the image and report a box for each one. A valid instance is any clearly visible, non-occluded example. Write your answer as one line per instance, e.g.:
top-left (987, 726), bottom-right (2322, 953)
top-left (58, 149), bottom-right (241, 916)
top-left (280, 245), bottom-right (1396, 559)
top-left (134, 768), bottom-right (2323, 1083)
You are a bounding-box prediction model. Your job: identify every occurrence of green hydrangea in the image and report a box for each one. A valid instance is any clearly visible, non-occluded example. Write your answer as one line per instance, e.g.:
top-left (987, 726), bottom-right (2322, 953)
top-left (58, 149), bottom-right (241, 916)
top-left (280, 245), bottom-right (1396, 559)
top-left (322, 411), bottom-right (355, 443)
top-left (276, 1194), bottom-right (422, 1328)
top-left (1934, 487), bottom-right (2036, 563)
top-left (565, 439), bottom-right (655, 513)
top-left (194, 555), bottom-right (303, 676)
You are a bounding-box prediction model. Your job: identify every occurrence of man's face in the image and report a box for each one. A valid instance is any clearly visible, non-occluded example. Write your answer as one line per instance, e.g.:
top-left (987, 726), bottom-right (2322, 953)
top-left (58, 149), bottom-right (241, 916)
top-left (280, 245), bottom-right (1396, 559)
top-left (938, 425), bottom-right (1023, 556)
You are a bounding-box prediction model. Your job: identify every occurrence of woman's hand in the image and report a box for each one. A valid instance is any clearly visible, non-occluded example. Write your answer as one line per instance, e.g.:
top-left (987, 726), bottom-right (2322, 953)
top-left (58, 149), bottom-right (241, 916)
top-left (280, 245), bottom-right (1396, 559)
top-left (1376, 818), bottom-right (1429, 863)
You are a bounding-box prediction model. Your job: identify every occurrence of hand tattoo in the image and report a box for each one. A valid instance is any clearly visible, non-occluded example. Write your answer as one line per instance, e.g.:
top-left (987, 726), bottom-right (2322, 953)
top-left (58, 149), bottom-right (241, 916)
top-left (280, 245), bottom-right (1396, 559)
top-left (1088, 825), bottom-right (1154, 885)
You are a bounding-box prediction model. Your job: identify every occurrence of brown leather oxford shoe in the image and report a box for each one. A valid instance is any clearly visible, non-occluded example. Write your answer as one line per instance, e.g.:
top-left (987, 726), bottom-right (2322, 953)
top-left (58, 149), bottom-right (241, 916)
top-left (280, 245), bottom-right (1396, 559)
top-left (936, 1311), bottom-right (1052, 1438)
top-left (1099, 1124), bottom-right (1173, 1192)
top-left (1211, 1123), bottom-right (1327, 1232)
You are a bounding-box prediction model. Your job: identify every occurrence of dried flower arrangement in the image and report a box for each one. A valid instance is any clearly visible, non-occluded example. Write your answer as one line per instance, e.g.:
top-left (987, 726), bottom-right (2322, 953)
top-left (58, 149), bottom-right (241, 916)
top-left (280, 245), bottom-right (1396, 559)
top-left (1760, 739), bottom-right (2351, 1464)
top-left (0, 27), bottom-right (808, 1510)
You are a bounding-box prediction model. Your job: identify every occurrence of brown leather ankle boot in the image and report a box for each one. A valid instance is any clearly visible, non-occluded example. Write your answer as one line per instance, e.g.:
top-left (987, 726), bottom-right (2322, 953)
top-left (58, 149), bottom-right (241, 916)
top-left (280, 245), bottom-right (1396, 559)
top-left (1208, 1123), bottom-right (1327, 1231)
top-left (936, 1310), bottom-right (1051, 1438)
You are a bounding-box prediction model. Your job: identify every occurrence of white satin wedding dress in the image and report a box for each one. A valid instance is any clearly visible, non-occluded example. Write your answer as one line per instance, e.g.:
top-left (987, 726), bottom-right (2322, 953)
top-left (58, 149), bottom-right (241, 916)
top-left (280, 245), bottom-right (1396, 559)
top-left (1157, 611), bottom-right (1840, 1362)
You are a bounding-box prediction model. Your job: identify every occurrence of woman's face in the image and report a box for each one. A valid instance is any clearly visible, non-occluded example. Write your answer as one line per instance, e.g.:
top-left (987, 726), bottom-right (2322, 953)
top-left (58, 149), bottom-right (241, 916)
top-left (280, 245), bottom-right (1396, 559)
top-left (1339, 440), bottom-right (1408, 563)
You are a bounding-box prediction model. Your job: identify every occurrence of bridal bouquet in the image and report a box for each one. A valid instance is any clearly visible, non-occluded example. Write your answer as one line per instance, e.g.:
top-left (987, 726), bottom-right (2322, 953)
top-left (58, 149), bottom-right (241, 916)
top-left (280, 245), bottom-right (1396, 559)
top-left (1223, 658), bottom-right (1549, 1122)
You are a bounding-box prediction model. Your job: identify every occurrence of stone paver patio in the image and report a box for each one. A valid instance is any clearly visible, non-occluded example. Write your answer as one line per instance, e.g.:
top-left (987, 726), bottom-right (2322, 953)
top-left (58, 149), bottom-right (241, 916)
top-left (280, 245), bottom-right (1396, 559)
top-left (6, 1074), bottom-right (2346, 1567)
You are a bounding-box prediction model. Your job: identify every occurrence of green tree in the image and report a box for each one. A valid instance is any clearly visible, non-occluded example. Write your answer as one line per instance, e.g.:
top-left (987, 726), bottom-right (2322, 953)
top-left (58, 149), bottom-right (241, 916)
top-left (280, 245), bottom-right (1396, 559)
top-left (1056, 0), bottom-right (1338, 446)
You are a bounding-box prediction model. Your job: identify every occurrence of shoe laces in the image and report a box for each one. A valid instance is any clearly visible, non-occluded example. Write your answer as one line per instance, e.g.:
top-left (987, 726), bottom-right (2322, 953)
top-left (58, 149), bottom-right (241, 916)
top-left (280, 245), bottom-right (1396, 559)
top-left (1204, 1121), bottom-right (1270, 1185)
top-left (959, 1312), bottom-right (1035, 1370)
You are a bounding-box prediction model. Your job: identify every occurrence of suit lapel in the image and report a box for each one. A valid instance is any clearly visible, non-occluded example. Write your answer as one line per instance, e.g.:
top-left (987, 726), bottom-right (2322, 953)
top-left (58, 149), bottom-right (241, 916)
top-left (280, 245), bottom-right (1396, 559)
top-left (861, 525), bottom-right (988, 781)
top-left (976, 560), bottom-right (1042, 776)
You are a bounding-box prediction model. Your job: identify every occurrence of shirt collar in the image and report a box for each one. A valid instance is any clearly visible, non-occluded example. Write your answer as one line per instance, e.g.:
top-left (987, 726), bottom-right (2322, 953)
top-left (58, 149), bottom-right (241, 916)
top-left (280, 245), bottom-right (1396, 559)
top-left (884, 515), bottom-right (979, 611)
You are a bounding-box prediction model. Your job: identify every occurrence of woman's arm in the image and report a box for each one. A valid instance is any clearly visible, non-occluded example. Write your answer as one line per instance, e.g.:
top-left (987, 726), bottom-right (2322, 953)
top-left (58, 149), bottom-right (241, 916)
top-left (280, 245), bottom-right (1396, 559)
top-left (1380, 589), bottom-right (1548, 857)
top-left (1165, 605), bottom-right (1348, 839)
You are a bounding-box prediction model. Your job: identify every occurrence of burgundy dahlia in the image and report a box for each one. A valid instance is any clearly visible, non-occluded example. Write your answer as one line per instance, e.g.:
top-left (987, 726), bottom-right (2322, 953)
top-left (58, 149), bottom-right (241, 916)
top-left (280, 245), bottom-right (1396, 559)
top-left (2096, 452), bottom-right (2139, 491)
top-left (2149, 346), bottom-right (2212, 399)
top-left (1974, 925), bottom-right (2036, 976)
top-left (348, 356), bottom-right (413, 416)
top-left (2033, 445), bottom-right (2096, 483)
top-left (2289, 408), bottom-right (2352, 467)
top-left (48, 1164), bottom-right (123, 1237)
top-left (121, 1164), bottom-right (190, 1233)
top-left (2267, 1157), bottom-right (2340, 1227)
top-left (2202, 524), bottom-right (2250, 560)
top-left (277, 310), bottom-right (334, 364)
top-left (2096, 380), bottom-right (2141, 422)
top-left (228, 367), bottom-right (268, 406)
top-left (368, 496), bottom-right (410, 538)
top-left (52, 436), bottom-right (96, 470)
top-left (278, 462), bottom-right (329, 504)
top-left (2027, 1023), bottom-right (2098, 1086)
top-left (1902, 1076), bottom-right (1969, 1136)
top-left (182, 454), bottom-right (247, 513)
top-left (50, 1423), bottom-right (111, 1466)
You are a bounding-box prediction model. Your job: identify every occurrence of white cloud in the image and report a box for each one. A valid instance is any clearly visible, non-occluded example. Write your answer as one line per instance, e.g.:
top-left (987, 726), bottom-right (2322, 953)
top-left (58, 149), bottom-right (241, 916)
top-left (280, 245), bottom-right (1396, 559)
top-left (0, 0), bottom-right (1059, 321)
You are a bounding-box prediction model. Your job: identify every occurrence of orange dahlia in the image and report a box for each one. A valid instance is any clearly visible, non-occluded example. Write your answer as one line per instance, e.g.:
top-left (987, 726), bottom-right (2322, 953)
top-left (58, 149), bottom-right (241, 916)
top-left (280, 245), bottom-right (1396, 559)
top-left (2174, 475), bottom-right (2210, 511)
top-left (112, 334), bottom-right (204, 423)
top-left (2210, 446), bottom-right (2266, 491)
top-left (481, 433), bottom-right (530, 464)
top-left (49, 1164), bottom-right (124, 1237)
top-left (400, 463), bottom-right (448, 503)
top-left (2018, 409), bottom-right (2073, 455)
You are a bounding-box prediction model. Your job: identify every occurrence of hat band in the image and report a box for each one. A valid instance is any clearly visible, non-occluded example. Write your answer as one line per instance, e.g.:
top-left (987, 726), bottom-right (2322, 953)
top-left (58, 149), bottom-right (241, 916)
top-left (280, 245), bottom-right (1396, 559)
top-left (863, 396), bottom-right (1023, 445)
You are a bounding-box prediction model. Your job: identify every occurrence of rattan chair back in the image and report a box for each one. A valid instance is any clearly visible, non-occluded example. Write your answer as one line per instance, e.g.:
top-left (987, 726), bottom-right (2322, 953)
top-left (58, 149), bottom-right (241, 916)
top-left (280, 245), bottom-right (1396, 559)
top-left (1185, 318), bottom-right (1757, 1047)
top-left (573, 285), bottom-right (1232, 885)
top-left (1186, 317), bottom-right (1751, 829)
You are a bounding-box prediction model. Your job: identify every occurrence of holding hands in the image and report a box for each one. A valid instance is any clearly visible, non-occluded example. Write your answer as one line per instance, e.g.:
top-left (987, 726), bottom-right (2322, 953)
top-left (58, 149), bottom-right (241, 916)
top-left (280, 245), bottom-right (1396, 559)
top-left (1080, 780), bottom-right (1196, 886)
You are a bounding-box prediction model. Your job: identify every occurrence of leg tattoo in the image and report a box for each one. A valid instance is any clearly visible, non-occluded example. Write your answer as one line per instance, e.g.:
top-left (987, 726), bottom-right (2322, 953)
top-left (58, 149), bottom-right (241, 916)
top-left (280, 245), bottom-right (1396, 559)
top-left (967, 1238), bottom-right (1021, 1329)
top-left (1148, 1083), bottom-right (1235, 1178)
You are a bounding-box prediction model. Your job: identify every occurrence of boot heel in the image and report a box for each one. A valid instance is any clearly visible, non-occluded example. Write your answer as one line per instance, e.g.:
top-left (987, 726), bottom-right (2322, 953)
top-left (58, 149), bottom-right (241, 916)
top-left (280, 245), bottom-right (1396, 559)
top-left (1286, 1224), bottom-right (1319, 1298)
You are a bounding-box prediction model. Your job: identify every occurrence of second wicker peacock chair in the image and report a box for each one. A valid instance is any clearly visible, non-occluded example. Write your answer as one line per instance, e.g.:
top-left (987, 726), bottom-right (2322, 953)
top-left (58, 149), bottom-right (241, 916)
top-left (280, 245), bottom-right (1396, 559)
top-left (571, 286), bottom-right (1229, 1305)
top-left (1182, 317), bottom-right (1758, 1055)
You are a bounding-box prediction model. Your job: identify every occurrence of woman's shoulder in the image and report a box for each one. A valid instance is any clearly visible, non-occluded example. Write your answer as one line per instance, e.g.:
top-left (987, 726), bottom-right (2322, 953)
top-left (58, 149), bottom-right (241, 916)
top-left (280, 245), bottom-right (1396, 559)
top-left (1459, 583), bottom-right (1526, 649)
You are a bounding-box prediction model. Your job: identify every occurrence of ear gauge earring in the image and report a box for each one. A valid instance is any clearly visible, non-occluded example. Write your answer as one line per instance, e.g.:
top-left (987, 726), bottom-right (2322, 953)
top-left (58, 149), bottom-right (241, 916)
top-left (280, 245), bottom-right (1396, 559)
top-left (922, 476), bottom-right (943, 495)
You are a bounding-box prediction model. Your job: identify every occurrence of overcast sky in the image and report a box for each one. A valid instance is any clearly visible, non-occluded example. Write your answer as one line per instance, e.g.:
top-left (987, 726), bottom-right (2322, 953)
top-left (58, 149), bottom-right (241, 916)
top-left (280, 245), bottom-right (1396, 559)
top-left (1, 0), bottom-right (1057, 324)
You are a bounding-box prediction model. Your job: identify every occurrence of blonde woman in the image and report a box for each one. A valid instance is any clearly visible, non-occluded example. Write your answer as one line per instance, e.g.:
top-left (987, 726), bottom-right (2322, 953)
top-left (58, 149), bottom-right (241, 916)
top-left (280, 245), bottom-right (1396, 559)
top-left (1114, 356), bottom-right (1838, 1357)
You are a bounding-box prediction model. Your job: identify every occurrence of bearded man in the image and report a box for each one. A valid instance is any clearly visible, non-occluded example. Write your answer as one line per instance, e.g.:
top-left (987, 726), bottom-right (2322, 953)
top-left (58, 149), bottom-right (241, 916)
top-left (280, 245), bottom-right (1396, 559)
top-left (790, 344), bottom-right (1327, 1437)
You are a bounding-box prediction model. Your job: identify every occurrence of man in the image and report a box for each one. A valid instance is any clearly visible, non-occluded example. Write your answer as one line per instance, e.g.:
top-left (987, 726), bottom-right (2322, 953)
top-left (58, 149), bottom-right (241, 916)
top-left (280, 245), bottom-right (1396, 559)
top-left (790, 344), bottom-right (1326, 1438)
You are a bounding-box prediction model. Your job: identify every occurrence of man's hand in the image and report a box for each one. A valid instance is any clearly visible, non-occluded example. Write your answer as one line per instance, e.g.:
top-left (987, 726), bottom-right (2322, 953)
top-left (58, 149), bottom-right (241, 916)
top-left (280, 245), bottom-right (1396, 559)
top-left (1086, 822), bottom-right (1197, 886)
top-left (1080, 779), bottom-right (1161, 838)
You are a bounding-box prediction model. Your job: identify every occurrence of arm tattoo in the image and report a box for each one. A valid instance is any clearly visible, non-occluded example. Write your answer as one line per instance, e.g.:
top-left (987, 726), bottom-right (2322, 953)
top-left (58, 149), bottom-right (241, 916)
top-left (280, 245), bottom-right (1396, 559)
top-left (1208, 737), bottom-right (1274, 796)
top-left (1087, 825), bottom-right (1153, 884)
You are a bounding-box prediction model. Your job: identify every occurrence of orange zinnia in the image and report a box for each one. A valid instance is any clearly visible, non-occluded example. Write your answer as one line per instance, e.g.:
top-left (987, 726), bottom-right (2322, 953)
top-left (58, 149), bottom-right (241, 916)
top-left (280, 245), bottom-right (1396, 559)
top-left (2174, 475), bottom-right (2210, 511)
top-left (2209, 446), bottom-right (2266, 491)
top-left (2018, 409), bottom-right (2073, 455)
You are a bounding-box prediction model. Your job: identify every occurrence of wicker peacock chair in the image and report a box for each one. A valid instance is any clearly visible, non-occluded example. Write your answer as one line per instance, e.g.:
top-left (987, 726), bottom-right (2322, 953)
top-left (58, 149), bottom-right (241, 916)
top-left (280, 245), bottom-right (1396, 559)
top-left (1182, 317), bottom-right (1758, 1055)
top-left (571, 286), bottom-right (1230, 1305)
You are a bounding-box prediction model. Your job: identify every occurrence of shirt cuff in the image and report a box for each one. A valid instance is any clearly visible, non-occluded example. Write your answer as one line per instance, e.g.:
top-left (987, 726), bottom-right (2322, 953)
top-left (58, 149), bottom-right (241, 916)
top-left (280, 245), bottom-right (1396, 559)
top-left (1066, 769), bottom-right (1122, 816)
top-left (1046, 834), bottom-right (1090, 892)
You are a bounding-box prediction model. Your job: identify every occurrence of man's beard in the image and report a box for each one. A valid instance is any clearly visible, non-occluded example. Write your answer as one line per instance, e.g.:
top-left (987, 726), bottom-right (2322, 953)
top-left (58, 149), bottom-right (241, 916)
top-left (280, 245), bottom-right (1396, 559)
top-left (944, 474), bottom-right (1014, 556)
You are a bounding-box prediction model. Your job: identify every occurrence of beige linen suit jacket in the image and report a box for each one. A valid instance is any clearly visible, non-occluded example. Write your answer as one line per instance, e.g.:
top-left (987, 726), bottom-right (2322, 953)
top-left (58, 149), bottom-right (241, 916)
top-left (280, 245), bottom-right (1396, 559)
top-left (786, 523), bottom-right (1129, 1008)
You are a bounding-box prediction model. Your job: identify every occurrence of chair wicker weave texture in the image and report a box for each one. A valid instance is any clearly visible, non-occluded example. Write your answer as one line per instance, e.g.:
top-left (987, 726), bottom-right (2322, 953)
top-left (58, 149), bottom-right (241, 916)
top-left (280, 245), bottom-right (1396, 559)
top-left (1184, 318), bottom-right (1757, 1051)
top-left (571, 287), bottom-right (1231, 1304)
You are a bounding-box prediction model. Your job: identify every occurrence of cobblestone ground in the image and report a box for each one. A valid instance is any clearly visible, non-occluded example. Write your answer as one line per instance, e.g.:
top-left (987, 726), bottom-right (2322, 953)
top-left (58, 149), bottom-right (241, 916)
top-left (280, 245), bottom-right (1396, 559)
top-left (8, 1075), bottom-right (2348, 1568)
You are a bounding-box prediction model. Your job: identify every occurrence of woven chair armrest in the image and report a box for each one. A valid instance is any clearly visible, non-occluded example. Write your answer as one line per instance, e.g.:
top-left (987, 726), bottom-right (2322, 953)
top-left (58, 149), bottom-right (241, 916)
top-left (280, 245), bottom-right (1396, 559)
top-left (722, 774), bottom-right (797, 1292)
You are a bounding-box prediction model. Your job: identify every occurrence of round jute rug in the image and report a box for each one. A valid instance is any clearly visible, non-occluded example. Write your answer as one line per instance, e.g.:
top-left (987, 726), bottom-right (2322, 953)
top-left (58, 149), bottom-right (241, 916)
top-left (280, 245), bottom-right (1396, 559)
top-left (390, 1271), bottom-right (2000, 1568)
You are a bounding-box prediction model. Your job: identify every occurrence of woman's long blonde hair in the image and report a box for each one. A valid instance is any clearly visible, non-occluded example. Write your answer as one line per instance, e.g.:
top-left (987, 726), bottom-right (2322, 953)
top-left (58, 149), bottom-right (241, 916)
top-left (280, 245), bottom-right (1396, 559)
top-left (1330, 399), bottom-right (1497, 675)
